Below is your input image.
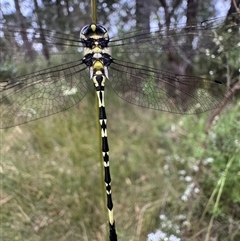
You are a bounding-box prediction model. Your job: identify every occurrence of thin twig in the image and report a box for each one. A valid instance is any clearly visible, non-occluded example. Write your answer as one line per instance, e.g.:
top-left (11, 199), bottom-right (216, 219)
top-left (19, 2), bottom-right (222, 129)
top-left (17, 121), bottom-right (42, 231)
top-left (205, 80), bottom-right (240, 135)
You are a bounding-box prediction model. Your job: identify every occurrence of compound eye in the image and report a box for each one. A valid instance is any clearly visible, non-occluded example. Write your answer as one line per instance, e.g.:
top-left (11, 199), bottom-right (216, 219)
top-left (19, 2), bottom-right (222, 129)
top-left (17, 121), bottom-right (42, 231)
top-left (80, 25), bottom-right (91, 35)
top-left (96, 24), bottom-right (108, 34)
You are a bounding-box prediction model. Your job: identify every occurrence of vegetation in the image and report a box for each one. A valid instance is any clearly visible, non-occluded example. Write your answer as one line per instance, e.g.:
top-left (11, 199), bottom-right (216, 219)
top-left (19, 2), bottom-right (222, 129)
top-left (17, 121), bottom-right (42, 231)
top-left (1, 90), bottom-right (240, 241)
top-left (1, 0), bottom-right (240, 241)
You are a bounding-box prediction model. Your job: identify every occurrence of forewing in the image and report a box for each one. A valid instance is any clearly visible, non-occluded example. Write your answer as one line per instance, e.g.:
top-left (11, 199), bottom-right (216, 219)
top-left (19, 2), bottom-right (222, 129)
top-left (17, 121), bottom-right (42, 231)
top-left (1, 24), bottom-right (82, 67)
top-left (109, 14), bottom-right (240, 68)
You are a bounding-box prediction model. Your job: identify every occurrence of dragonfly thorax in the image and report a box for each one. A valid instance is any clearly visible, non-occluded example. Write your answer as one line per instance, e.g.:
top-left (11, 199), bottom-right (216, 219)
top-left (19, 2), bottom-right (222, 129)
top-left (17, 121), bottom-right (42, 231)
top-left (83, 51), bottom-right (112, 79)
top-left (81, 24), bottom-right (112, 80)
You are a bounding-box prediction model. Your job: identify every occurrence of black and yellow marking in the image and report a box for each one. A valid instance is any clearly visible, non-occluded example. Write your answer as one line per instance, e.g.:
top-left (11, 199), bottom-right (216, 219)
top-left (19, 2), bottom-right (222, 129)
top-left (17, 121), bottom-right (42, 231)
top-left (80, 24), bottom-right (117, 241)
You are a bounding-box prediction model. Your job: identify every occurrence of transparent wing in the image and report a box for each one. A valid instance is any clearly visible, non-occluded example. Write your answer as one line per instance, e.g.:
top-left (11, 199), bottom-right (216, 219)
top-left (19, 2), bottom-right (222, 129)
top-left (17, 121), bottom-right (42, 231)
top-left (109, 14), bottom-right (239, 51)
top-left (1, 24), bottom-right (82, 48)
top-left (1, 24), bottom-right (83, 67)
top-left (0, 61), bottom-right (89, 128)
top-left (109, 14), bottom-right (240, 69)
top-left (109, 60), bottom-right (231, 114)
top-left (1, 14), bottom-right (238, 128)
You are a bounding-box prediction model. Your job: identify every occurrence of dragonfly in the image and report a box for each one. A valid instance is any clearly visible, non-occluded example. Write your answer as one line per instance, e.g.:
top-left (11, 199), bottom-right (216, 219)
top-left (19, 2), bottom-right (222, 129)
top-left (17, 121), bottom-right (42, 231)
top-left (0, 1), bottom-right (238, 240)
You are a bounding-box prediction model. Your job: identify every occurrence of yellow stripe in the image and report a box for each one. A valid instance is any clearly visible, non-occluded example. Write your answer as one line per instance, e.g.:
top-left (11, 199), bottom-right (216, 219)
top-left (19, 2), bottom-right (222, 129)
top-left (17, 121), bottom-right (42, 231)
top-left (91, 24), bottom-right (96, 32)
top-left (108, 210), bottom-right (114, 225)
top-left (93, 60), bottom-right (104, 69)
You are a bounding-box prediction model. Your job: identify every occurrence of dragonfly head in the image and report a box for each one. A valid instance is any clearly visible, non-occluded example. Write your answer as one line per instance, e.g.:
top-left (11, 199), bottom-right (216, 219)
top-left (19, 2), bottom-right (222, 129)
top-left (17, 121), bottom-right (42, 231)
top-left (80, 24), bottom-right (109, 49)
